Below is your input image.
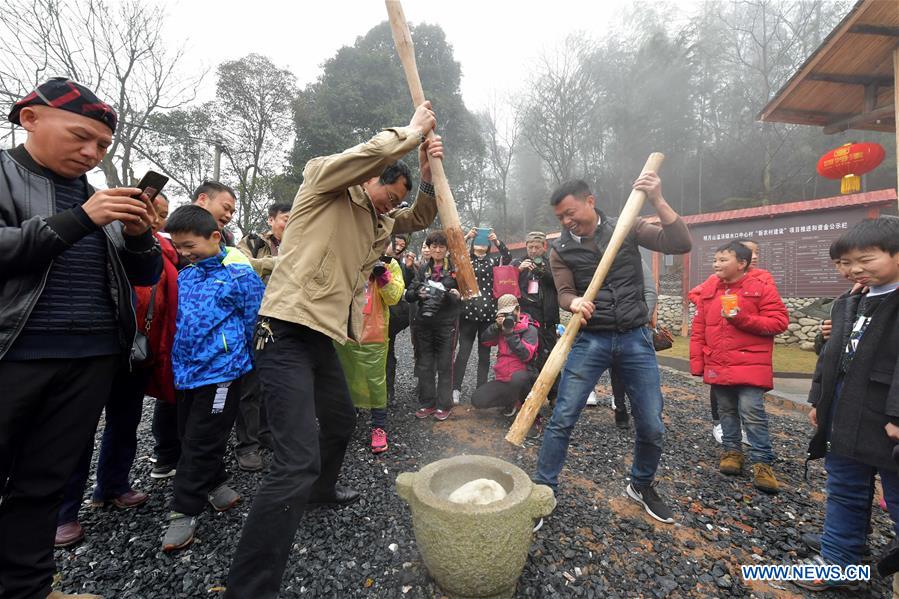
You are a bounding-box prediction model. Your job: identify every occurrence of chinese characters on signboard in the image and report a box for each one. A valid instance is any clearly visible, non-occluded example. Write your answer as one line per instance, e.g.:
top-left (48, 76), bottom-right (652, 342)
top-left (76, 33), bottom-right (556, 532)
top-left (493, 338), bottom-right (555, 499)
top-left (689, 208), bottom-right (871, 297)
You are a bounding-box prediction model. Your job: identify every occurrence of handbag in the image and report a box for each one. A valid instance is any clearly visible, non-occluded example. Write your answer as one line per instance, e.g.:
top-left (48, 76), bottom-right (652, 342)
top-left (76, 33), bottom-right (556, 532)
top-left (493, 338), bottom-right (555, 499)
top-left (130, 285), bottom-right (157, 364)
top-left (492, 265), bottom-right (520, 299)
top-left (652, 325), bottom-right (674, 351)
top-left (648, 308), bottom-right (674, 351)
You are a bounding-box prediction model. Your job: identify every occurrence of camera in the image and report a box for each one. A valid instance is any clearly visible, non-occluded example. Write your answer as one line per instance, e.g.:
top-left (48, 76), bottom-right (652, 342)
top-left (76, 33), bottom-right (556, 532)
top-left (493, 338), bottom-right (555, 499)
top-left (372, 261), bottom-right (387, 278)
top-left (501, 315), bottom-right (515, 333)
top-left (418, 281), bottom-right (446, 319)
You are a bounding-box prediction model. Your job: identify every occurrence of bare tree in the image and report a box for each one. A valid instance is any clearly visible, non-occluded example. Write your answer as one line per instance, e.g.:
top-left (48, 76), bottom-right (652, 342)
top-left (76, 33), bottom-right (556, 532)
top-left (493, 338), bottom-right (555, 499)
top-left (478, 95), bottom-right (521, 237)
top-left (215, 54), bottom-right (297, 234)
top-left (0, 0), bottom-right (203, 187)
top-left (520, 35), bottom-right (602, 186)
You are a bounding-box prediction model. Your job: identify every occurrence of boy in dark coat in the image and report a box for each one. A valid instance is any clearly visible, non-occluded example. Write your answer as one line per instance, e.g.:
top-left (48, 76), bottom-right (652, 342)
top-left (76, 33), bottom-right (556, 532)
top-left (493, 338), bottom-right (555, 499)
top-left (800, 217), bottom-right (899, 591)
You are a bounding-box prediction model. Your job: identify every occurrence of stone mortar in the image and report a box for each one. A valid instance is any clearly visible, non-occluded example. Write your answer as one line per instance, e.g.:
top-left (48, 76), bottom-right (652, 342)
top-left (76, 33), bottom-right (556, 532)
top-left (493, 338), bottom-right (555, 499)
top-left (396, 454), bottom-right (556, 599)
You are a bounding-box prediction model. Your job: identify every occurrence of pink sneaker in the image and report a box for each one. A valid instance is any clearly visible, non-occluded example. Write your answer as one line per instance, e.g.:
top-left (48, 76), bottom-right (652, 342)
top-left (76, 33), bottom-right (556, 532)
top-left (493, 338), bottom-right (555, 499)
top-left (371, 428), bottom-right (388, 454)
top-left (416, 407), bottom-right (437, 419)
top-left (433, 408), bottom-right (452, 421)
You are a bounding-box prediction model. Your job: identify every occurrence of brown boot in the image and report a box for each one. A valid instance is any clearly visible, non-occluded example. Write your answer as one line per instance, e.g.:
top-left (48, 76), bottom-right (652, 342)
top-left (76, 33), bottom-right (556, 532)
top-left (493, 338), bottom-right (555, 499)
top-left (719, 450), bottom-right (744, 475)
top-left (752, 463), bottom-right (780, 494)
top-left (47, 591), bottom-right (104, 599)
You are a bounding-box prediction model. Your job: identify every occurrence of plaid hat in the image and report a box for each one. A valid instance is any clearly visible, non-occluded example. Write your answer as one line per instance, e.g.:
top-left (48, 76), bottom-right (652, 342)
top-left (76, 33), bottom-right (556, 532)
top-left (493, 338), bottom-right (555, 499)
top-left (496, 294), bottom-right (519, 315)
top-left (526, 231), bottom-right (547, 243)
top-left (9, 78), bottom-right (117, 133)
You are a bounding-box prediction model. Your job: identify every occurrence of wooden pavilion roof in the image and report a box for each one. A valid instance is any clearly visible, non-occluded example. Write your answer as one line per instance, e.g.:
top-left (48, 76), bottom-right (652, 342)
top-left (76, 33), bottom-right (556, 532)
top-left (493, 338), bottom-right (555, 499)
top-left (758, 0), bottom-right (897, 134)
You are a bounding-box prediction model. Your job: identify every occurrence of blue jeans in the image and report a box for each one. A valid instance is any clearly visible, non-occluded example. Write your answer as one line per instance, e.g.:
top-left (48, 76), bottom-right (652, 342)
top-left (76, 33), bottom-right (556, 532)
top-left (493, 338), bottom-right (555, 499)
top-left (821, 452), bottom-right (899, 568)
top-left (534, 327), bottom-right (664, 490)
top-left (713, 384), bottom-right (775, 464)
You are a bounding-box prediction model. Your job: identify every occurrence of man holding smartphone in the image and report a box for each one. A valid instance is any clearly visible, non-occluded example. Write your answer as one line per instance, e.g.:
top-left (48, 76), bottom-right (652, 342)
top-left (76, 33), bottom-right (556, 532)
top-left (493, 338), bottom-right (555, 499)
top-left (0, 78), bottom-right (161, 599)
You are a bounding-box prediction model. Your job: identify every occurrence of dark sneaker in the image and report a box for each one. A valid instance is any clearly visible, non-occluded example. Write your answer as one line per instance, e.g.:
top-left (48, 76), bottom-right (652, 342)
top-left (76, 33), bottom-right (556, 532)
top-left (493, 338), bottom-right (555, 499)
top-left (207, 483), bottom-right (240, 512)
top-left (415, 407), bottom-right (437, 419)
top-left (801, 532), bottom-right (872, 557)
top-left (162, 512), bottom-right (196, 552)
top-left (433, 408), bottom-right (452, 421)
top-left (792, 554), bottom-right (864, 592)
top-left (235, 449), bottom-right (263, 472)
top-left (614, 410), bottom-right (630, 429)
top-left (150, 463), bottom-right (176, 479)
top-left (626, 482), bottom-right (675, 524)
top-left (504, 401), bottom-right (522, 417)
top-left (55, 521), bottom-right (85, 548)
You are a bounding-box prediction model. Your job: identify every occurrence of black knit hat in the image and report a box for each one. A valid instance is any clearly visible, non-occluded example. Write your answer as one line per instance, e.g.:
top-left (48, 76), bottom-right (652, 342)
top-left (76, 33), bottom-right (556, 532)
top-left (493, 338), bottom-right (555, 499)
top-left (9, 78), bottom-right (117, 133)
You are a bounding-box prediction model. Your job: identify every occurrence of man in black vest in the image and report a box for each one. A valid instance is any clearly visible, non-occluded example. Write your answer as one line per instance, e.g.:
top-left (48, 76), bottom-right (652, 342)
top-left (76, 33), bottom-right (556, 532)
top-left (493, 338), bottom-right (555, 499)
top-left (533, 176), bottom-right (691, 524)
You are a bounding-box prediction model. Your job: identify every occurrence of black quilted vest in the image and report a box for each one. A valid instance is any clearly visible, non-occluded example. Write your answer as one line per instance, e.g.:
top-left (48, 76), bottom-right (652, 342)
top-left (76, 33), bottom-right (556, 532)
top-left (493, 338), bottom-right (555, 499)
top-left (552, 210), bottom-right (647, 332)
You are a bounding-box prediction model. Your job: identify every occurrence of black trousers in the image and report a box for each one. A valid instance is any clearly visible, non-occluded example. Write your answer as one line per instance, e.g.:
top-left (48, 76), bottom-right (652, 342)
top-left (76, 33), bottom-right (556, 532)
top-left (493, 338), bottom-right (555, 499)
top-left (709, 386), bottom-right (720, 421)
top-left (387, 332), bottom-right (399, 403)
top-left (610, 367), bottom-right (629, 413)
top-left (453, 319), bottom-right (491, 391)
top-left (226, 320), bottom-right (356, 599)
top-left (0, 356), bottom-right (118, 599)
top-left (173, 377), bottom-right (242, 515)
top-left (152, 397), bottom-right (181, 465)
top-left (471, 370), bottom-right (532, 410)
top-left (415, 323), bottom-right (456, 411)
top-left (234, 369), bottom-right (270, 454)
top-left (59, 367), bottom-right (149, 524)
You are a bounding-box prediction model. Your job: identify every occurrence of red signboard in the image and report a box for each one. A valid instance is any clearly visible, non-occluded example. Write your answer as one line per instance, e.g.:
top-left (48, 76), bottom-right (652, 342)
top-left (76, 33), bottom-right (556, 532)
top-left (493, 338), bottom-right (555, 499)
top-left (688, 207), bottom-right (876, 297)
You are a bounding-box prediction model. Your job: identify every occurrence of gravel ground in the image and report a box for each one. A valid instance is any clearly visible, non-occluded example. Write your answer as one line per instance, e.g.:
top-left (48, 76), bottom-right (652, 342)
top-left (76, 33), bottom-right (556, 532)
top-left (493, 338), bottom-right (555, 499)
top-left (54, 330), bottom-right (896, 598)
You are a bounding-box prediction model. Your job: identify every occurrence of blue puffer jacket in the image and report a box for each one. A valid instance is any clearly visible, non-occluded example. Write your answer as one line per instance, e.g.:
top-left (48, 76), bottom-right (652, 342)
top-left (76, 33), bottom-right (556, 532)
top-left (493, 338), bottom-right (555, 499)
top-left (172, 248), bottom-right (265, 390)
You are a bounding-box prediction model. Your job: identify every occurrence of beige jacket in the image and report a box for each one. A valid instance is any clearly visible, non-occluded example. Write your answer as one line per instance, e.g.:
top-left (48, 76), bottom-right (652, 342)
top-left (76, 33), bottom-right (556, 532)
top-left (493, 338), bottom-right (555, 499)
top-left (259, 126), bottom-right (437, 344)
top-left (237, 230), bottom-right (278, 283)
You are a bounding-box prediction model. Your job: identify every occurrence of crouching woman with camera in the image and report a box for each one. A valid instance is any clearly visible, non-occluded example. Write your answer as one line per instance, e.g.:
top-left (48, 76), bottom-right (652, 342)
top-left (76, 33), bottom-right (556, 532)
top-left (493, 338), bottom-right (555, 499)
top-left (406, 231), bottom-right (461, 421)
top-left (471, 294), bottom-right (539, 416)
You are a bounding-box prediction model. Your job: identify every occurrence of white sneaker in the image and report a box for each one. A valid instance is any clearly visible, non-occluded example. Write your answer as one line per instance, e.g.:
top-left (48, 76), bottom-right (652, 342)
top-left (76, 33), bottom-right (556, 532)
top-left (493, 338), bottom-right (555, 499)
top-left (452, 389), bottom-right (461, 405)
top-left (586, 391), bottom-right (598, 406)
top-left (712, 423), bottom-right (723, 444)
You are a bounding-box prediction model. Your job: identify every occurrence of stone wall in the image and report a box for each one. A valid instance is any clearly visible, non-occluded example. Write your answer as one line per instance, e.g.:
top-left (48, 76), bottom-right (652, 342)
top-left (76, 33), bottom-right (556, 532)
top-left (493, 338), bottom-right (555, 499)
top-left (655, 295), bottom-right (822, 351)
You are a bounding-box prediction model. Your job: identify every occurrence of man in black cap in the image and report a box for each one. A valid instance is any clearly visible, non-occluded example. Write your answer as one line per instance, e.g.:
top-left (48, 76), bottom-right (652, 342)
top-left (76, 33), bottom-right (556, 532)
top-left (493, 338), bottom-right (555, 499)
top-left (0, 78), bottom-right (161, 599)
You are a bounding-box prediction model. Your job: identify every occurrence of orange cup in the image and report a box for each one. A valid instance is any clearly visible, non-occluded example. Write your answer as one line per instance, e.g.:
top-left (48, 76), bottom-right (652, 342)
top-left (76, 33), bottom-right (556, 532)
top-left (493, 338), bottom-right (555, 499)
top-left (721, 294), bottom-right (739, 313)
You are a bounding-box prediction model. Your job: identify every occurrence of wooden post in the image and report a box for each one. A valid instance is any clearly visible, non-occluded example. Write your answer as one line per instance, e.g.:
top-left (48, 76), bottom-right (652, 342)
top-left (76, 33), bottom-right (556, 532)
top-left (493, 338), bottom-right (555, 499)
top-left (681, 253), bottom-right (691, 338)
top-left (385, 0), bottom-right (480, 298)
top-left (506, 153), bottom-right (665, 446)
top-left (894, 47), bottom-right (898, 212)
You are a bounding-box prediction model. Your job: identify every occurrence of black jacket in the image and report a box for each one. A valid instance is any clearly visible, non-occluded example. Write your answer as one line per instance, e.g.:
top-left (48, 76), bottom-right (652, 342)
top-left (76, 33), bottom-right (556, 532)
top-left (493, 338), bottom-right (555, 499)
top-left (0, 146), bottom-right (162, 361)
top-left (461, 241), bottom-right (512, 323)
top-left (514, 257), bottom-right (559, 327)
top-left (405, 259), bottom-right (460, 327)
top-left (807, 289), bottom-right (899, 472)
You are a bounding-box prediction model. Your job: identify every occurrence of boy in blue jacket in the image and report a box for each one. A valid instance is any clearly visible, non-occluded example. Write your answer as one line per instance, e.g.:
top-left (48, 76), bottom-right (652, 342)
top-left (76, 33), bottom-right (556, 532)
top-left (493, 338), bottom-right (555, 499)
top-left (162, 205), bottom-right (265, 552)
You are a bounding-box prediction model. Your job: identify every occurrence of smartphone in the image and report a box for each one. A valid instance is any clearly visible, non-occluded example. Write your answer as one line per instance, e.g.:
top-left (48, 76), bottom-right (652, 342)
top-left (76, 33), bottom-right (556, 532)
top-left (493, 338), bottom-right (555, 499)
top-left (474, 227), bottom-right (491, 247)
top-left (133, 171), bottom-right (169, 202)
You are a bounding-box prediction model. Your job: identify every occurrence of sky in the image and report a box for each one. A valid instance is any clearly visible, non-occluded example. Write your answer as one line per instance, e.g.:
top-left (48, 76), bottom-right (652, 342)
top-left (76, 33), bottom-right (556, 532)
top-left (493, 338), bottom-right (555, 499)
top-left (159, 0), bottom-right (643, 113)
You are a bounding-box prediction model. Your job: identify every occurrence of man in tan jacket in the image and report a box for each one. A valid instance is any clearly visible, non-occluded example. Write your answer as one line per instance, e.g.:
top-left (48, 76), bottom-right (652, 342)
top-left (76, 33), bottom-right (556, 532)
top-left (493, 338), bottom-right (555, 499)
top-left (225, 102), bottom-right (442, 598)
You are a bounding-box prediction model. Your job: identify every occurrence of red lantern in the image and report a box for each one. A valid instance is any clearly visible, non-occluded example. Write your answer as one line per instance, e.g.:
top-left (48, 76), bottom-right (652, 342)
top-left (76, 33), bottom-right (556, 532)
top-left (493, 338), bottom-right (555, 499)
top-left (817, 142), bottom-right (886, 194)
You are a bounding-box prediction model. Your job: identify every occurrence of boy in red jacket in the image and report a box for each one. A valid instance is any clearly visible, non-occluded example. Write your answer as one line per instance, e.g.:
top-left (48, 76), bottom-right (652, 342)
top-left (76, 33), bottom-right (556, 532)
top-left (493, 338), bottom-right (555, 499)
top-left (690, 241), bottom-right (788, 493)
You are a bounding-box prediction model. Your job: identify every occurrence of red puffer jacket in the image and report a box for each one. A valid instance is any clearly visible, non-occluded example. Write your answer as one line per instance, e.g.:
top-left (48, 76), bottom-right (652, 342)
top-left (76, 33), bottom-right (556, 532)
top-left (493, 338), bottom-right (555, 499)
top-left (482, 313), bottom-right (539, 382)
top-left (135, 234), bottom-right (179, 403)
top-left (689, 272), bottom-right (788, 390)
top-left (689, 268), bottom-right (775, 306)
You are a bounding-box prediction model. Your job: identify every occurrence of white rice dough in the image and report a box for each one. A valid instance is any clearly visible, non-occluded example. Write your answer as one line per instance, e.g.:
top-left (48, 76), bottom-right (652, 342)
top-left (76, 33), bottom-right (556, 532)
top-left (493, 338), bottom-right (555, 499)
top-left (448, 478), bottom-right (507, 505)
